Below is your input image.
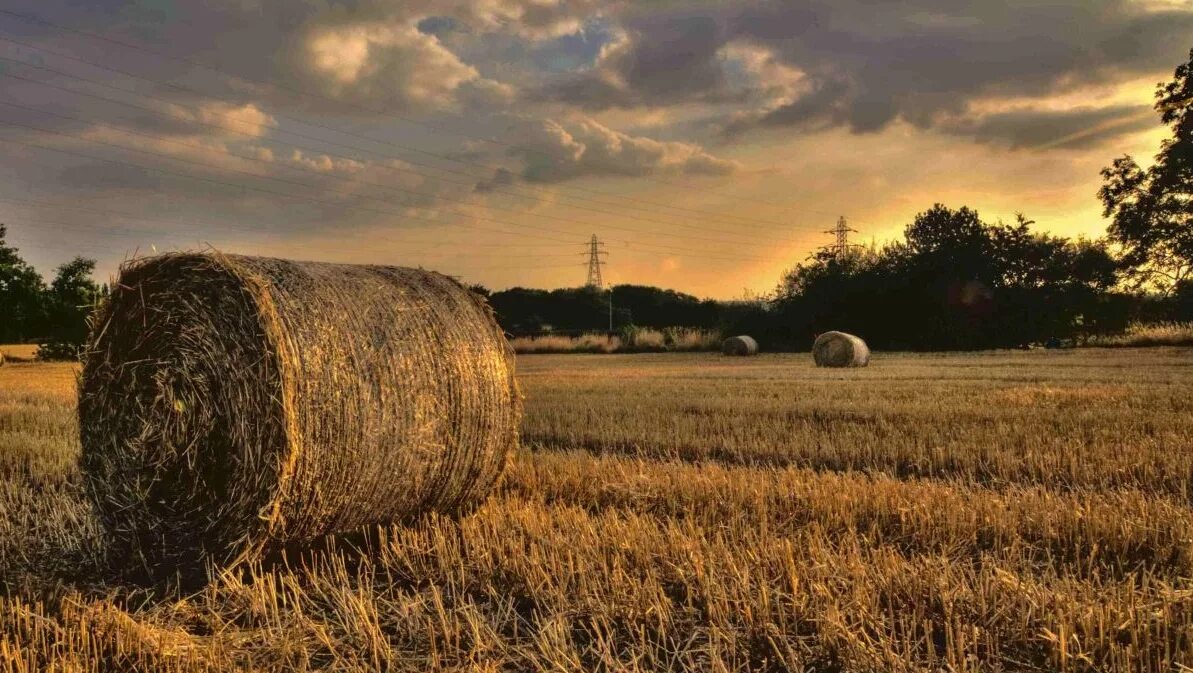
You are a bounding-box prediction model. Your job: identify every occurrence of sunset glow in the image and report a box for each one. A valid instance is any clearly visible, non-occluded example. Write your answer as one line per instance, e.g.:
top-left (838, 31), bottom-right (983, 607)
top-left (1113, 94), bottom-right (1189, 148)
top-left (0, 1), bottom-right (1188, 298)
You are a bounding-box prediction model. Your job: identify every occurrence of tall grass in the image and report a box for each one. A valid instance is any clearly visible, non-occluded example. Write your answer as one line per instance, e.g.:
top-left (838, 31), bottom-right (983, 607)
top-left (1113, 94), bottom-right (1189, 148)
top-left (510, 327), bottom-right (719, 354)
top-left (1088, 321), bottom-right (1193, 347)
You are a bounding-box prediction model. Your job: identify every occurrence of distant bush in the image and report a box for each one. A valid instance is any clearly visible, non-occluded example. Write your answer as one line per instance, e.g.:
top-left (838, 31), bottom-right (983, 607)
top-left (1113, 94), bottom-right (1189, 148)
top-left (511, 333), bottom-right (620, 354)
top-left (510, 328), bottom-right (720, 354)
top-left (35, 340), bottom-right (83, 362)
top-left (663, 327), bottom-right (720, 351)
top-left (1087, 322), bottom-right (1193, 347)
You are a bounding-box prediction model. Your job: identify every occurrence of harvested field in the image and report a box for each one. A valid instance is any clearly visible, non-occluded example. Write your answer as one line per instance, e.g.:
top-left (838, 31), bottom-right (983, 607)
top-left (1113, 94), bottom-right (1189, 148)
top-left (2, 348), bottom-right (1192, 671)
top-left (0, 345), bottom-right (38, 362)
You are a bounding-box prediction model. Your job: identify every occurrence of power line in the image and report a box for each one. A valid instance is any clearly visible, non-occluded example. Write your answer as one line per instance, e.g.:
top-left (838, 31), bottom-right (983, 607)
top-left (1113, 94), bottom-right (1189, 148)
top-left (0, 212), bottom-right (589, 272)
top-left (0, 75), bottom-right (801, 250)
top-left (0, 116), bottom-right (817, 262)
top-left (1, 210), bottom-right (776, 284)
top-left (0, 25), bottom-right (834, 231)
top-left (0, 117), bottom-right (783, 252)
top-left (0, 141), bottom-right (792, 266)
top-left (0, 190), bottom-right (574, 252)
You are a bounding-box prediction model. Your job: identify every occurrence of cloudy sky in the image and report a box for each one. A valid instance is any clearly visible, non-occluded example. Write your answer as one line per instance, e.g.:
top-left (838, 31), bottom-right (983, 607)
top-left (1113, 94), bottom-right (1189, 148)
top-left (0, 0), bottom-right (1188, 298)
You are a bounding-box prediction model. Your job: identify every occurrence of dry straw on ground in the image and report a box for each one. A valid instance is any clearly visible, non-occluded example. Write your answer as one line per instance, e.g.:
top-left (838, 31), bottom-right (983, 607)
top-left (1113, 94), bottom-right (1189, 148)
top-left (721, 335), bottom-right (758, 356)
top-left (77, 253), bottom-right (521, 579)
top-left (812, 331), bottom-right (870, 367)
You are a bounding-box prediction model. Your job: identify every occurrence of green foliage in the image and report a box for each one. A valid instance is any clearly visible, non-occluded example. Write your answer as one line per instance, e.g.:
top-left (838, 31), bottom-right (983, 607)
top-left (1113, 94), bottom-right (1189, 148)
top-left (0, 225), bottom-right (46, 343)
top-left (618, 323), bottom-right (643, 344)
top-left (37, 257), bottom-right (103, 361)
top-left (489, 285), bottom-right (643, 334)
top-left (1100, 48), bottom-right (1193, 293)
top-left (0, 225), bottom-right (102, 357)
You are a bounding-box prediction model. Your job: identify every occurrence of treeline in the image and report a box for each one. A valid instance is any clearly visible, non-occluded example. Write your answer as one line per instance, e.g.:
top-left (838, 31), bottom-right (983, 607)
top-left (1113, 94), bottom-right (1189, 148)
top-left (2, 204), bottom-right (1189, 355)
top-left (4, 50), bottom-right (1191, 355)
top-left (486, 48), bottom-right (1193, 351)
top-left (480, 205), bottom-right (1190, 351)
top-left (0, 225), bottom-right (104, 359)
top-left (482, 284), bottom-right (759, 336)
top-left (749, 205), bottom-right (1189, 350)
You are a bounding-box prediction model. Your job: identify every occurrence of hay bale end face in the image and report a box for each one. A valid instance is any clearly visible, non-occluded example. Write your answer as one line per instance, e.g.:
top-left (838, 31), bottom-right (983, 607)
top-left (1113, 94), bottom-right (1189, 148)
top-left (721, 335), bottom-right (759, 356)
top-left (79, 253), bottom-right (520, 578)
top-left (812, 331), bottom-right (870, 367)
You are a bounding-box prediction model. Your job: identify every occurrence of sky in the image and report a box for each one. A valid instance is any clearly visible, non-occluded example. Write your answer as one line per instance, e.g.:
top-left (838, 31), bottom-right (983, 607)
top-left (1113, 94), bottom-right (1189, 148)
top-left (0, 0), bottom-right (1189, 299)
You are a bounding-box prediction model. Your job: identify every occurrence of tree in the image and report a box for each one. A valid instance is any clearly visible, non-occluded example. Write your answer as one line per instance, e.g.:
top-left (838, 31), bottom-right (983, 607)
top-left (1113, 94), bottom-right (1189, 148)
top-left (38, 256), bottom-right (102, 360)
top-left (1099, 47), bottom-right (1193, 294)
top-left (0, 224), bottom-right (46, 343)
top-left (773, 205), bottom-right (1123, 350)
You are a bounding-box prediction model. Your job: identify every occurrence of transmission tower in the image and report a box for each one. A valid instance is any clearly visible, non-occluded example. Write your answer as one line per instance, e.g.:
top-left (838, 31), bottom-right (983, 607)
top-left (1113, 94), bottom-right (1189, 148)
top-left (584, 234), bottom-right (607, 288)
top-left (820, 216), bottom-right (859, 257)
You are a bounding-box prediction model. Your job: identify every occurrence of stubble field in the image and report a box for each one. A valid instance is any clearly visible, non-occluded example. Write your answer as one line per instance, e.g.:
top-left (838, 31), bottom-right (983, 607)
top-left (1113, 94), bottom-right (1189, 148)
top-left (1, 348), bottom-right (1191, 672)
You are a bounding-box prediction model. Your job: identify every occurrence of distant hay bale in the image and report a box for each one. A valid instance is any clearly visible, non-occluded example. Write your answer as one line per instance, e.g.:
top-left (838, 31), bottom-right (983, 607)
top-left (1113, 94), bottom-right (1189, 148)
top-left (721, 335), bottom-right (759, 356)
top-left (812, 331), bottom-right (870, 368)
top-left (78, 253), bottom-right (520, 578)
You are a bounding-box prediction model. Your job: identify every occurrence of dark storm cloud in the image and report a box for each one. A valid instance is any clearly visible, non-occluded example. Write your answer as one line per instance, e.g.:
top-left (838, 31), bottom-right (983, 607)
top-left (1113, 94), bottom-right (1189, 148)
top-left (542, 0), bottom-right (1192, 145)
top-left (725, 77), bottom-right (851, 134)
top-left (544, 14), bottom-right (735, 109)
top-left (0, 0), bottom-right (1183, 235)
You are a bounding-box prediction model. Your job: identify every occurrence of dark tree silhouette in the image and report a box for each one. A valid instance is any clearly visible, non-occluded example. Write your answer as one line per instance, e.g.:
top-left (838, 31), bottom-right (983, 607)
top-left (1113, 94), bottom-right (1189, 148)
top-left (1100, 47), bottom-right (1193, 294)
top-left (774, 205), bottom-right (1122, 350)
top-left (38, 256), bottom-right (103, 359)
top-left (0, 224), bottom-right (46, 343)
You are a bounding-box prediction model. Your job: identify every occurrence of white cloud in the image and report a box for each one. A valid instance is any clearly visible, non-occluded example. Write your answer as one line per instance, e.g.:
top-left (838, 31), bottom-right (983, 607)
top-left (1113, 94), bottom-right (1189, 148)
top-left (185, 103), bottom-right (276, 139)
top-left (293, 18), bottom-right (511, 112)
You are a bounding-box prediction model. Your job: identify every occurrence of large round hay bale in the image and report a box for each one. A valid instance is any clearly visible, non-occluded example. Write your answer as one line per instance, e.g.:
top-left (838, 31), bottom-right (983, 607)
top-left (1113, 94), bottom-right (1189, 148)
top-left (79, 253), bottom-right (520, 578)
top-left (812, 331), bottom-right (870, 367)
top-left (721, 335), bottom-right (759, 356)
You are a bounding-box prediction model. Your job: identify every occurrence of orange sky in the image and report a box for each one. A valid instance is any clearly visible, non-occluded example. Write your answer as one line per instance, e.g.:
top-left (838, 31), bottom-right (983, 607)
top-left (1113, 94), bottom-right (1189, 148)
top-left (0, 1), bottom-right (1187, 299)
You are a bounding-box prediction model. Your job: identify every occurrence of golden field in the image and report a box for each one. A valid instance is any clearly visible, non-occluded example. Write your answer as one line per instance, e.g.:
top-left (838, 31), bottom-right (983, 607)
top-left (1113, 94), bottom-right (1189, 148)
top-left (1, 349), bottom-right (1192, 671)
top-left (0, 345), bottom-right (38, 363)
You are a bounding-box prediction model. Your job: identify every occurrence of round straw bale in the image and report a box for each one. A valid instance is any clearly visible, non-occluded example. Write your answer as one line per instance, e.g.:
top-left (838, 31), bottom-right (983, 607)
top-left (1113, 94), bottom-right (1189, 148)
top-left (812, 331), bottom-right (870, 367)
top-left (721, 335), bottom-right (759, 356)
top-left (78, 253), bottom-right (520, 577)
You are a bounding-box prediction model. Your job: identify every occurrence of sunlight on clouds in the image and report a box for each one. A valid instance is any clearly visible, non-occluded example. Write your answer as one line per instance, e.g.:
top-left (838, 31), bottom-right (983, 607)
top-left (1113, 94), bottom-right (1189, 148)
top-left (163, 102), bottom-right (276, 139)
top-left (3, 0), bottom-right (1189, 299)
top-left (306, 27), bottom-right (373, 84)
top-left (966, 75), bottom-right (1165, 115)
top-left (298, 20), bottom-right (500, 111)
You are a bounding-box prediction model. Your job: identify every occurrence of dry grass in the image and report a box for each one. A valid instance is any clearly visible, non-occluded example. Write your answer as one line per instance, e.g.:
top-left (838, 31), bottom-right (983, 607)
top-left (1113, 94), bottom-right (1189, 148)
top-left (0, 345), bottom-right (38, 362)
top-left (78, 253), bottom-right (519, 580)
top-left (1088, 321), bottom-right (1193, 347)
top-left (512, 333), bottom-right (622, 354)
top-left (2, 348), bottom-right (1193, 671)
top-left (510, 328), bottom-right (719, 354)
